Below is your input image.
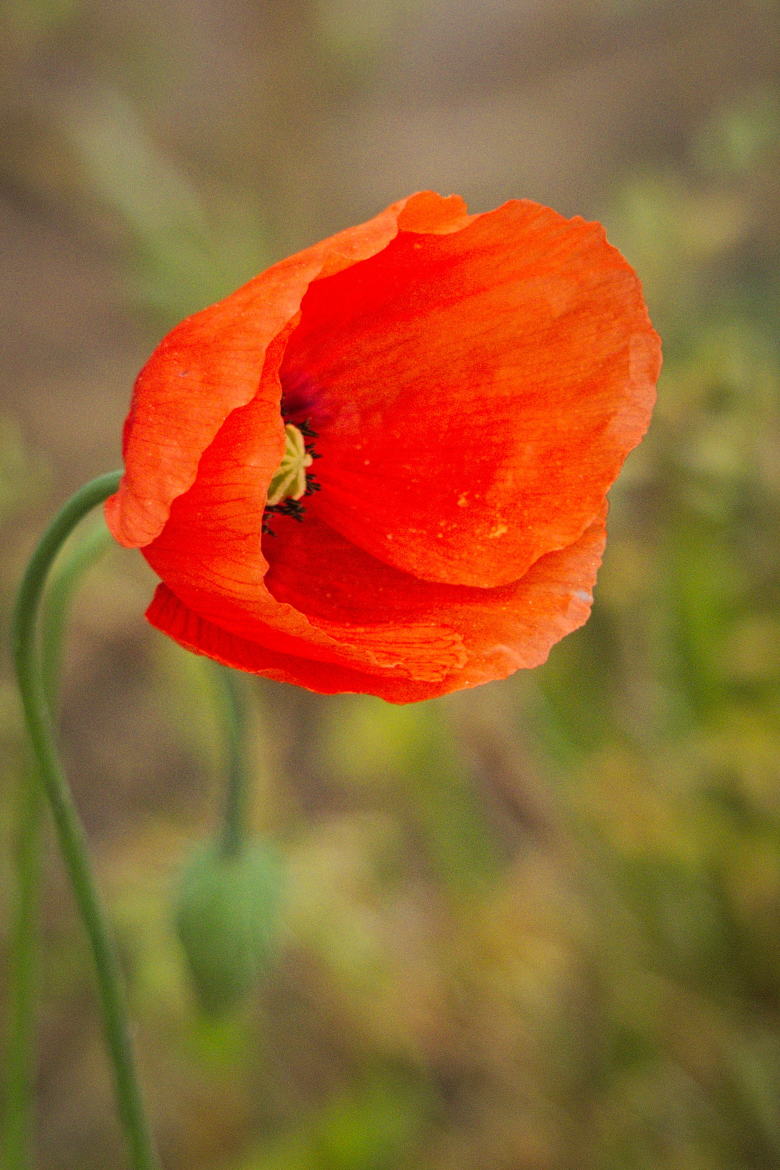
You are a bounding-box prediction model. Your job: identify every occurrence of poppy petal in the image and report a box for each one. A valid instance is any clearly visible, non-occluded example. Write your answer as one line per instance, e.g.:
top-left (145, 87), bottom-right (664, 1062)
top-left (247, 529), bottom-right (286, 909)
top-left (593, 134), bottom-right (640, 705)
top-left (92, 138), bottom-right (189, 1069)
top-left (105, 191), bottom-right (471, 548)
top-left (146, 583), bottom-right (456, 702)
top-left (264, 507), bottom-right (606, 689)
top-left (280, 200), bottom-right (659, 587)
top-left (141, 385), bottom-right (466, 682)
top-left (146, 504), bottom-right (606, 702)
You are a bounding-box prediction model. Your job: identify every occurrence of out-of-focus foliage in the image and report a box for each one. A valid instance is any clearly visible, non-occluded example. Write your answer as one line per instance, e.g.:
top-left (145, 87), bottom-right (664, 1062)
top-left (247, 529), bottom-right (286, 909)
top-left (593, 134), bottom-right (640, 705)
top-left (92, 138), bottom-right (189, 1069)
top-left (1, 2), bottom-right (779, 1168)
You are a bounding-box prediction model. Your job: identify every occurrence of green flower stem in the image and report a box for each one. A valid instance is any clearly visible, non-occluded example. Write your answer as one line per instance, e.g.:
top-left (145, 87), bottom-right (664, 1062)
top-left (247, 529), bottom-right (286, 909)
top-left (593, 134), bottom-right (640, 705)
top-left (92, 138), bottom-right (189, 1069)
top-left (41, 522), bottom-right (114, 704)
top-left (5, 520), bottom-right (112, 1170)
top-left (4, 763), bottom-right (44, 1170)
top-left (213, 664), bottom-right (250, 858)
top-left (11, 471), bottom-right (161, 1170)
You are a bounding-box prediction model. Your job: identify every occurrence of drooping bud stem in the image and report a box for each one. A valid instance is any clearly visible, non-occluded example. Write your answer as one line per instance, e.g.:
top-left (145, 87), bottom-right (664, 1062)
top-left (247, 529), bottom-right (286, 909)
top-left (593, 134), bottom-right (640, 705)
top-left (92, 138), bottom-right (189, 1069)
top-left (266, 424), bottom-right (313, 507)
top-left (212, 663), bottom-right (249, 859)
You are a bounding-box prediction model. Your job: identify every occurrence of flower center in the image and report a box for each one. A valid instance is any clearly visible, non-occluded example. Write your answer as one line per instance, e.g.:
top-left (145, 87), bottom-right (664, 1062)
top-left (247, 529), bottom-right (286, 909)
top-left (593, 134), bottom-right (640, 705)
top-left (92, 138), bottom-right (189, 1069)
top-left (266, 423), bottom-right (314, 507)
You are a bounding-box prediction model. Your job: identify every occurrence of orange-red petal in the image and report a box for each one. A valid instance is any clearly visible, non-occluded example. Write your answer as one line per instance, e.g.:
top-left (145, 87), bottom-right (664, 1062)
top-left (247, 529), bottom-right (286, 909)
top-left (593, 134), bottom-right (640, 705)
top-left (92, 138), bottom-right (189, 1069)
top-left (140, 379), bottom-right (464, 683)
top-left (146, 584), bottom-right (453, 703)
top-left (145, 503), bottom-right (606, 702)
top-left (281, 200), bottom-right (659, 586)
top-left (105, 191), bottom-right (471, 548)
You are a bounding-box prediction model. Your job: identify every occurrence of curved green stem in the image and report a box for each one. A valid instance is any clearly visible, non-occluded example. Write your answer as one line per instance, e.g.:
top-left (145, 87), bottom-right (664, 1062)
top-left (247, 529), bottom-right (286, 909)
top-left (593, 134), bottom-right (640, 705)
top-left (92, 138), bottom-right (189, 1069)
top-left (10, 472), bottom-right (161, 1170)
top-left (5, 521), bottom-right (113, 1170)
top-left (213, 664), bottom-right (250, 858)
top-left (41, 522), bottom-right (113, 705)
top-left (4, 763), bottom-right (44, 1170)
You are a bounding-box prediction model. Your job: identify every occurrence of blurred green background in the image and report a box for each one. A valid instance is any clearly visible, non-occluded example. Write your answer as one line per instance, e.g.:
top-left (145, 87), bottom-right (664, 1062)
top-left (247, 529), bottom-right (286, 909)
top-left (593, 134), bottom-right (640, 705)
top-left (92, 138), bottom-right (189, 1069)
top-left (2, 1), bottom-right (779, 1167)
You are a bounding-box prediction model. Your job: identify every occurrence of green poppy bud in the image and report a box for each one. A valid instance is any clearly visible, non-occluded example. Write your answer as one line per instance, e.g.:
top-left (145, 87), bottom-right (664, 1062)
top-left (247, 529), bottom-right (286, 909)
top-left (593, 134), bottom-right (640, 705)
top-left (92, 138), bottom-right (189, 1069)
top-left (173, 838), bottom-right (284, 1014)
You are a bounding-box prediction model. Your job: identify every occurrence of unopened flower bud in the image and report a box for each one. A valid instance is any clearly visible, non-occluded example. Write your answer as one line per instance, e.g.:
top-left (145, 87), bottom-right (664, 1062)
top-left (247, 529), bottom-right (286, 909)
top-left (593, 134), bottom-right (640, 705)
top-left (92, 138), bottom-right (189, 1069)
top-left (174, 839), bottom-right (283, 1014)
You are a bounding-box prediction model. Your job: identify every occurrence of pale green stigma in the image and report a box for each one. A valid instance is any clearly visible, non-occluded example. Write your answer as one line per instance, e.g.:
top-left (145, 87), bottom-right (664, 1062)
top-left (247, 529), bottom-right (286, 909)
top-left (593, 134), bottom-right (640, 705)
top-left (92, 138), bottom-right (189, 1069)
top-left (266, 423), bottom-right (314, 507)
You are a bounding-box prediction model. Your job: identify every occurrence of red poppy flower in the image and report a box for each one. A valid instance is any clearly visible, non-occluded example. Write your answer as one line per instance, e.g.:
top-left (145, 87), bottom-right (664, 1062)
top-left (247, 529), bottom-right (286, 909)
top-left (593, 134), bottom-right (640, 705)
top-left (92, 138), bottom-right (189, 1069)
top-left (105, 191), bottom-right (660, 702)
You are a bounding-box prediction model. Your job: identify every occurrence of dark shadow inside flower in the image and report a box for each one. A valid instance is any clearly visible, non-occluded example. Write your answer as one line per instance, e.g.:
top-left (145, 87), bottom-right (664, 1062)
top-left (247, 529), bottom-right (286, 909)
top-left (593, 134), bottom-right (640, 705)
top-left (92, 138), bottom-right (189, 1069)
top-left (279, 369), bottom-right (329, 432)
